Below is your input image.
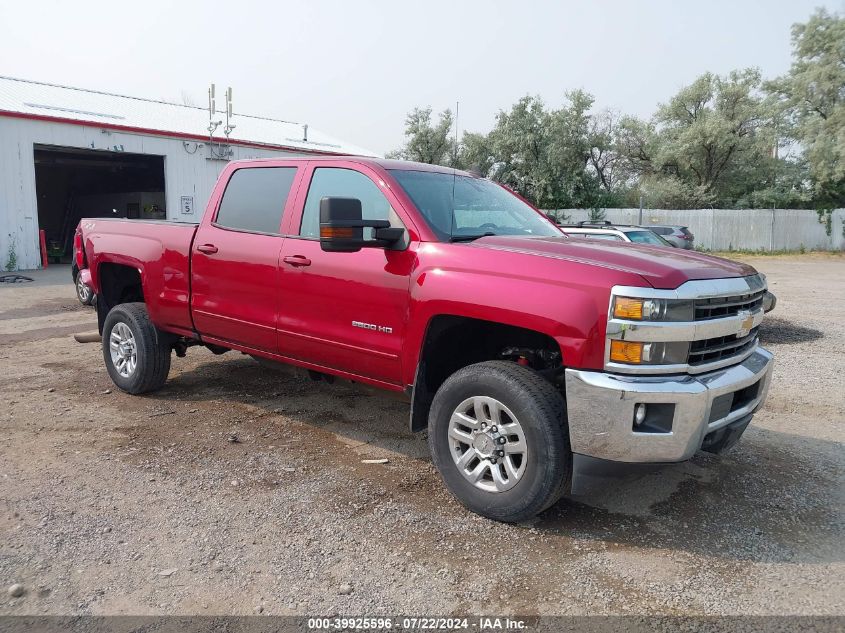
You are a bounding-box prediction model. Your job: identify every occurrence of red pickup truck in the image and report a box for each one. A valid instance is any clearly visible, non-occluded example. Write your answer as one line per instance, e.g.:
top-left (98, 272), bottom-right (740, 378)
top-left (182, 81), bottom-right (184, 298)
top-left (74, 157), bottom-right (774, 522)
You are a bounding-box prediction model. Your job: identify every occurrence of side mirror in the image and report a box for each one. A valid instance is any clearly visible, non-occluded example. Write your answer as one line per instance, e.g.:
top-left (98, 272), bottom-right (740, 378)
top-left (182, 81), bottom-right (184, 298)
top-left (319, 197), bottom-right (403, 253)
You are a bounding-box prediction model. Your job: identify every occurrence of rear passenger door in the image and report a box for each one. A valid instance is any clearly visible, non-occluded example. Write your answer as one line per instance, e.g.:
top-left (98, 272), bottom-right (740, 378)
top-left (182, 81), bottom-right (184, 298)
top-left (191, 165), bottom-right (300, 352)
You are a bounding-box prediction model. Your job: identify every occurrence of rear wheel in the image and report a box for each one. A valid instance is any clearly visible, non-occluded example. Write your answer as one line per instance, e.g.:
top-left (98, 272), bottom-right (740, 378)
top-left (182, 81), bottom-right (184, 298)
top-left (76, 274), bottom-right (94, 305)
top-left (428, 361), bottom-right (571, 522)
top-left (102, 303), bottom-right (171, 394)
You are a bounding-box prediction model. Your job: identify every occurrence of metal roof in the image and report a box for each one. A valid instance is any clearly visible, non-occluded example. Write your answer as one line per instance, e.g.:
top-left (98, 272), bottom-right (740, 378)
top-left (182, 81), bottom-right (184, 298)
top-left (0, 75), bottom-right (378, 157)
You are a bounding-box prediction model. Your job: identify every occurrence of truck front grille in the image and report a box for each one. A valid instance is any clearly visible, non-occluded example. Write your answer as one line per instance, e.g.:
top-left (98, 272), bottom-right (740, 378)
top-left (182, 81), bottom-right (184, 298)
top-left (607, 275), bottom-right (768, 375)
top-left (689, 327), bottom-right (759, 366)
top-left (694, 290), bottom-right (765, 321)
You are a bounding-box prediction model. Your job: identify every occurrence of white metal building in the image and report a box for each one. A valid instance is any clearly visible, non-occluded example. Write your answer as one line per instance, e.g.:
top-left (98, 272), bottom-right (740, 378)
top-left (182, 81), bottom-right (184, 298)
top-left (0, 76), bottom-right (377, 270)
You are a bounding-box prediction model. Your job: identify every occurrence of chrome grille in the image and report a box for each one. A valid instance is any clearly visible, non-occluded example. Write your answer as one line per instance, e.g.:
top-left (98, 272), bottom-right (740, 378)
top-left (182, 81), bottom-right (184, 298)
top-left (689, 327), bottom-right (759, 366)
top-left (607, 275), bottom-right (768, 375)
top-left (694, 290), bottom-right (765, 321)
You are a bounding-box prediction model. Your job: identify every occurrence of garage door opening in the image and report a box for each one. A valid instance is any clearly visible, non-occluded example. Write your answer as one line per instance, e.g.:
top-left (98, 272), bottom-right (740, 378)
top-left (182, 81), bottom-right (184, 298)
top-left (34, 145), bottom-right (165, 263)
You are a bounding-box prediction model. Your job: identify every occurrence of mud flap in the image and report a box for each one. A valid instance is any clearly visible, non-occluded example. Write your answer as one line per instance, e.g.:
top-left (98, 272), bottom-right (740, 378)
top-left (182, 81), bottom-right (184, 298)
top-left (96, 294), bottom-right (108, 334)
top-left (409, 360), bottom-right (432, 433)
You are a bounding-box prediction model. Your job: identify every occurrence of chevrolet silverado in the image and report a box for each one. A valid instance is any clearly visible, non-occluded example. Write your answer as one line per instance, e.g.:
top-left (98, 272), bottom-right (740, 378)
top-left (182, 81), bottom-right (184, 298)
top-left (74, 157), bottom-right (774, 521)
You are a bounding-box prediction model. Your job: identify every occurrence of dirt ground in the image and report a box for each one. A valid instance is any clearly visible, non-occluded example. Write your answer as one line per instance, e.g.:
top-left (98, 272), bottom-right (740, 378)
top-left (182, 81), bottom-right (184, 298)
top-left (0, 255), bottom-right (842, 617)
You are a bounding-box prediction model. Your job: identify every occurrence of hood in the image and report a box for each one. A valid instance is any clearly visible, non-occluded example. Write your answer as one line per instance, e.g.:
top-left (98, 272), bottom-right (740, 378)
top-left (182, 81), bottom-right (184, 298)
top-left (470, 235), bottom-right (756, 289)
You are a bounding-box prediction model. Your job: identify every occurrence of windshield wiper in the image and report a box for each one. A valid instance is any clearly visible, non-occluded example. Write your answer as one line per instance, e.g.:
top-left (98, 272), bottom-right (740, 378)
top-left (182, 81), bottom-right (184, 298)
top-left (449, 232), bottom-right (496, 242)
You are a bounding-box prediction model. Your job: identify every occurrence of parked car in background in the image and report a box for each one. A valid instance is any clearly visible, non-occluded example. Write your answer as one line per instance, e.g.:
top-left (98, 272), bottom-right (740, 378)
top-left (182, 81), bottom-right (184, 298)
top-left (559, 222), bottom-right (675, 247)
top-left (644, 225), bottom-right (695, 249)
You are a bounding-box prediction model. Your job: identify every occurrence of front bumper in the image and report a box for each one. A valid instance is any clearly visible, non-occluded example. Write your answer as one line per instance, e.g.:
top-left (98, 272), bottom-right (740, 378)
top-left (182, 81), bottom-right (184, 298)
top-left (564, 348), bottom-right (773, 463)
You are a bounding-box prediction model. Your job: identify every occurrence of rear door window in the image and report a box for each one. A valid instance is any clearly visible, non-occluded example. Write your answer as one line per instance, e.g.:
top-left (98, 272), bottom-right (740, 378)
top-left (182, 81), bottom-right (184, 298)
top-left (215, 167), bottom-right (298, 234)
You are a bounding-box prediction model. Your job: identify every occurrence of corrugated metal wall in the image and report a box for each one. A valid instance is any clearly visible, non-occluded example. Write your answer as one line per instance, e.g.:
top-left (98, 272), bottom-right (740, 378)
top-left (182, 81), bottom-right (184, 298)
top-left (549, 208), bottom-right (845, 251)
top-left (0, 116), bottom-right (306, 270)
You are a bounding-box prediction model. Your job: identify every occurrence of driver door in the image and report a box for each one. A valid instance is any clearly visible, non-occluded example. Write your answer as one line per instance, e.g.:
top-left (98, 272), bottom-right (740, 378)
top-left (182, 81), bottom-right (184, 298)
top-left (276, 163), bottom-right (415, 385)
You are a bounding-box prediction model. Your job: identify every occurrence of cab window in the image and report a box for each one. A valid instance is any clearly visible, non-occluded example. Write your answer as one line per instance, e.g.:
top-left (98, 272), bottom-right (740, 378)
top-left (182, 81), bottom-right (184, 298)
top-left (299, 168), bottom-right (399, 238)
top-left (215, 167), bottom-right (297, 234)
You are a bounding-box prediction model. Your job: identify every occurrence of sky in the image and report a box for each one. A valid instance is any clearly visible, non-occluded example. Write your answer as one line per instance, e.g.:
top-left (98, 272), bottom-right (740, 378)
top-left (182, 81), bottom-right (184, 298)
top-left (1, 0), bottom-right (841, 156)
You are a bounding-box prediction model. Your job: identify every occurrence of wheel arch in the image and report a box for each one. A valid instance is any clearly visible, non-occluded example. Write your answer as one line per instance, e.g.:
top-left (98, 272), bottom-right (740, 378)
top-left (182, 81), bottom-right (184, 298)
top-left (409, 314), bottom-right (564, 432)
top-left (95, 262), bottom-right (146, 334)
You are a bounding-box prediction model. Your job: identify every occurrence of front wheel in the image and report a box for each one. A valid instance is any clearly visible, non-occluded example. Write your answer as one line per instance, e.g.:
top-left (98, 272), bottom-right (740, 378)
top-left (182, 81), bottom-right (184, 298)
top-left (102, 303), bottom-right (172, 394)
top-left (428, 361), bottom-right (571, 522)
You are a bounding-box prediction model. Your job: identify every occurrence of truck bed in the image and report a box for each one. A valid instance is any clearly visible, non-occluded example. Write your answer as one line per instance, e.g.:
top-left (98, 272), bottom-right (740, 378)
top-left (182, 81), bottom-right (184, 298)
top-left (81, 217), bottom-right (199, 336)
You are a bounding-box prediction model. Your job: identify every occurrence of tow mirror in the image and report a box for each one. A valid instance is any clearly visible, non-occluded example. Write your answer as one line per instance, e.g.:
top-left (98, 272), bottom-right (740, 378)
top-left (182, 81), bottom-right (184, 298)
top-left (319, 197), bottom-right (403, 253)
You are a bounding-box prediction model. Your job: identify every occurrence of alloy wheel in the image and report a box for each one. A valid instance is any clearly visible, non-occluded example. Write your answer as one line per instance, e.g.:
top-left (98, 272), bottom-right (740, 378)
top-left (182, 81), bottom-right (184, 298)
top-left (109, 322), bottom-right (137, 378)
top-left (447, 395), bottom-right (528, 493)
top-left (77, 277), bottom-right (92, 303)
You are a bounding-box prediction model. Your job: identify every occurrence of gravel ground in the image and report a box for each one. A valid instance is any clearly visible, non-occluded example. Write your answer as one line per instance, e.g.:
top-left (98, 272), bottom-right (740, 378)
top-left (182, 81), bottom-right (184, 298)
top-left (0, 255), bottom-right (842, 617)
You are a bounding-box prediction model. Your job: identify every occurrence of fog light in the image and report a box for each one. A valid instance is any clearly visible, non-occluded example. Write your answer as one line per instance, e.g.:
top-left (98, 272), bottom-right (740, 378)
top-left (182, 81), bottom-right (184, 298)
top-left (634, 403), bottom-right (647, 426)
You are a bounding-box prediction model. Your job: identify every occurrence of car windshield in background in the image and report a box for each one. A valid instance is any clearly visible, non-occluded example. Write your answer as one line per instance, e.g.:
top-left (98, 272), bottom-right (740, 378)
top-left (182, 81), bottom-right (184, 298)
top-left (626, 230), bottom-right (671, 246)
top-left (388, 170), bottom-right (561, 241)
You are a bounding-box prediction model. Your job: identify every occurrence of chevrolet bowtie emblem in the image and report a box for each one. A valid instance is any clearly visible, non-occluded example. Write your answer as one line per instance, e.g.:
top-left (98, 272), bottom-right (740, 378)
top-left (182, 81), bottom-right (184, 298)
top-left (737, 311), bottom-right (754, 338)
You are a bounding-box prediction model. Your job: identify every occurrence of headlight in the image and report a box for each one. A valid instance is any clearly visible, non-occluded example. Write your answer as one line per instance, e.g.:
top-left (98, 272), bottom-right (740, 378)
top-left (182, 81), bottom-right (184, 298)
top-left (609, 340), bottom-right (690, 365)
top-left (612, 297), bottom-right (693, 321)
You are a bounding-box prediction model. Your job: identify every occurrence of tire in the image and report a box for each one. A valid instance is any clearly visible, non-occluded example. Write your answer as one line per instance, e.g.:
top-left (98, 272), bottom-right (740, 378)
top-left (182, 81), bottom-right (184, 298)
top-left (428, 361), bottom-right (571, 522)
top-left (76, 274), bottom-right (94, 305)
top-left (102, 303), bottom-right (172, 394)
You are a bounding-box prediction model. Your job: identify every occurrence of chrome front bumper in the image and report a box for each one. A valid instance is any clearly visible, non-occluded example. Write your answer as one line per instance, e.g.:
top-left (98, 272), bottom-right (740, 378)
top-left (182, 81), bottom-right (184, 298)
top-left (564, 348), bottom-right (773, 463)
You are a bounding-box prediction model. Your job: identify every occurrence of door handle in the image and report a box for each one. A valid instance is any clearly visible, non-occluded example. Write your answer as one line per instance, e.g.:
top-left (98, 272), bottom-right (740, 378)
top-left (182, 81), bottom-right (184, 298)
top-left (197, 244), bottom-right (218, 254)
top-left (283, 255), bottom-right (312, 267)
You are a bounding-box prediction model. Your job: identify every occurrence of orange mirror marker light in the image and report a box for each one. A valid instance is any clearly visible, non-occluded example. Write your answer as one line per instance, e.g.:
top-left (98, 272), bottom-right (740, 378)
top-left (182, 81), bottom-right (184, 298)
top-left (320, 227), bottom-right (356, 239)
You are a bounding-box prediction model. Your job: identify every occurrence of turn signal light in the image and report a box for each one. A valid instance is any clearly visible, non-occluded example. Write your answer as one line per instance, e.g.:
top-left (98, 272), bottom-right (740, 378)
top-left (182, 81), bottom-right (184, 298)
top-left (609, 340), bottom-right (644, 363)
top-left (320, 226), bottom-right (356, 239)
top-left (613, 297), bottom-right (644, 320)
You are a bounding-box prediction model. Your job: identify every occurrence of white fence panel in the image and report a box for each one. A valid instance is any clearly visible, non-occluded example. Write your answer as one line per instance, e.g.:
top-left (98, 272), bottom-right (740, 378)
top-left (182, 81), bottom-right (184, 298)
top-left (547, 208), bottom-right (845, 251)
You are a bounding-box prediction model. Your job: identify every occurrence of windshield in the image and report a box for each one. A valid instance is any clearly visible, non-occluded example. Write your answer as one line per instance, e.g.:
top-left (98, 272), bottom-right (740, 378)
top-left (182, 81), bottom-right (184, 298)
top-left (388, 170), bottom-right (562, 241)
top-left (625, 230), bottom-right (672, 246)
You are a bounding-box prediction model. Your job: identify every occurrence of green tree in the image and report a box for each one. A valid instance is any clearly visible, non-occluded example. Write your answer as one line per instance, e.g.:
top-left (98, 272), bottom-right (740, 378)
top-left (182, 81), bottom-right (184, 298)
top-left (482, 95), bottom-right (562, 207)
top-left (586, 109), bottom-right (624, 193)
top-left (387, 107), bottom-right (456, 166)
top-left (613, 116), bottom-right (658, 184)
top-left (548, 90), bottom-right (615, 209)
top-left (459, 92), bottom-right (614, 209)
top-left (617, 70), bottom-right (786, 208)
top-left (391, 10), bottom-right (842, 212)
top-left (656, 70), bottom-right (772, 196)
top-left (459, 130), bottom-right (497, 176)
top-left (768, 9), bottom-right (845, 207)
